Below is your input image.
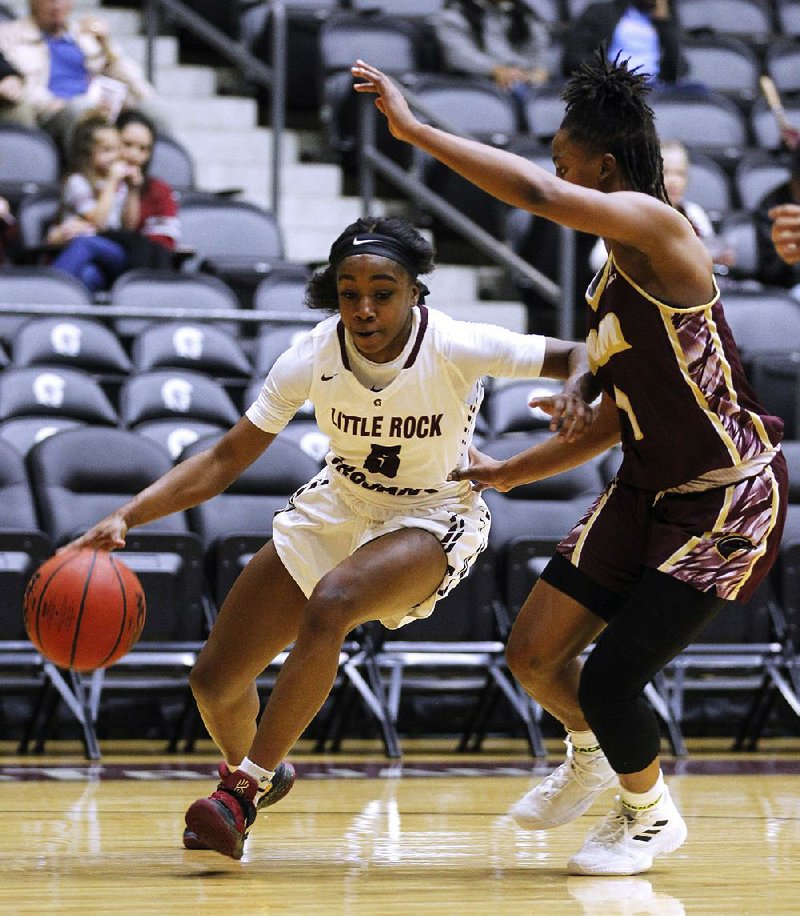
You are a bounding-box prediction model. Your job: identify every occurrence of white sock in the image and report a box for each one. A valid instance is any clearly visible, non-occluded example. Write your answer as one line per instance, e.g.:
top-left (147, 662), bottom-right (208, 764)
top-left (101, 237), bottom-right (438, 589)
top-left (238, 756), bottom-right (276, 803)
top-left (568, 728), bottom-right (603, 755)
top-left (620, 770), bottom-right (665, 814)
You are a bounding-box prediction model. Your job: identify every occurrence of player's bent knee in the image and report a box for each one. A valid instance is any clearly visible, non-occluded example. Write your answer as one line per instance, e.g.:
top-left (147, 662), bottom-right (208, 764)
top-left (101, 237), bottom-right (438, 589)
top-left (304, 577), bottom-right (365, 636)
top-left (189, 656), bottom-right (238, 708)
top-left (505, 632), bottom-right (561, 684)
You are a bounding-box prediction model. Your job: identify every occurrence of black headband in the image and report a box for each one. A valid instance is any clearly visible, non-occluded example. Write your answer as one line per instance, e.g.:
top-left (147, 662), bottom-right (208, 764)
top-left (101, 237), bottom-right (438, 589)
top-left (329, 233), bottom-right (422, 279)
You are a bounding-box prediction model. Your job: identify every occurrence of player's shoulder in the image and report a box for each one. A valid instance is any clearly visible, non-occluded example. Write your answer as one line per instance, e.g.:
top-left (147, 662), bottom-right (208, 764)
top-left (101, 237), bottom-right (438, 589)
top-left (426, 306), bottom-right (521, 348)
top-left (425, 306), bottom-right (478, 342)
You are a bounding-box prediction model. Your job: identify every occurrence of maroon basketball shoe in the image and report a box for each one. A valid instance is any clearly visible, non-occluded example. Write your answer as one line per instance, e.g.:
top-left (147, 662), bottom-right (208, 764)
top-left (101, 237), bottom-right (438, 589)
top-left (183, 761), bottom-right (296, 852)
top-left (184, 768), bottom-right (258, 860)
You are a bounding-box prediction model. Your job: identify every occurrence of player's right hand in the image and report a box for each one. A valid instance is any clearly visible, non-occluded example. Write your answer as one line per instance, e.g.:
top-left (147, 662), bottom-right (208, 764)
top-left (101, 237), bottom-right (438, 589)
top-left (57, 514), bottom-right (128, 554)
top-left (448, 445), bottom-right (511, 493)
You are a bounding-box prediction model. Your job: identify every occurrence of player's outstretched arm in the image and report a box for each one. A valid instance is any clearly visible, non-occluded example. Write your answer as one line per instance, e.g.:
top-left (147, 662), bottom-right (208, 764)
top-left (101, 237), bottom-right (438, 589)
top-left (450, 393), bottom-right (620, 492)
top-left (351, 61), bottom-right (676, 250)
top-left (59, 418), bottom-right (276, 553)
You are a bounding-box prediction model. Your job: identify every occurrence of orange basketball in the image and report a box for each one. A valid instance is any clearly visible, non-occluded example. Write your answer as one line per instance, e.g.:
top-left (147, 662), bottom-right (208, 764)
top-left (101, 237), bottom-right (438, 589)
top-left (24, 549), bottom-right (146, 672)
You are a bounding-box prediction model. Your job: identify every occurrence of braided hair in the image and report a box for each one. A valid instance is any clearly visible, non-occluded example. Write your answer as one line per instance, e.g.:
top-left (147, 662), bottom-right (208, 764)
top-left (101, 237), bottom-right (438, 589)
top-left (306, 216), bottom-right (435, 312)
top-left (446, 0), bottom-right (536, 51)
top-left (560, 50), bottom-right (669, 204)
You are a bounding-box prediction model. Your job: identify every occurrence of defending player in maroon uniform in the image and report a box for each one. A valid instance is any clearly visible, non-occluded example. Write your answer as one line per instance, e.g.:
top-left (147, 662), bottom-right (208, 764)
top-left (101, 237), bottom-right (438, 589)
top-left (353, 51), bottom-right (788, 876)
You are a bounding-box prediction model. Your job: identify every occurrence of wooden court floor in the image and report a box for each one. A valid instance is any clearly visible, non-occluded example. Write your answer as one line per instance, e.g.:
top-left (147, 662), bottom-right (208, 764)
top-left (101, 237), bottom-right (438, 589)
top-left (1, 740), bottom-right (799, 915)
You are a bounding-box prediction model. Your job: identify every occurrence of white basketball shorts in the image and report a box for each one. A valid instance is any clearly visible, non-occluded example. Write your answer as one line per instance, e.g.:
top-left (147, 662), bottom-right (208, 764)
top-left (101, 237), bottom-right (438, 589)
top-left (271, 469), bottom-right (491, 629)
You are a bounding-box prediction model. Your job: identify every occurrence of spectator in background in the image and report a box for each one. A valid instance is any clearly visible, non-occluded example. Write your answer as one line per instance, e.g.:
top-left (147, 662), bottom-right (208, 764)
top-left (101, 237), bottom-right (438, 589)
top-left (0, 0), bottom-right (155, 152)
top-left (562, 0), bottom-right (684, 84)
top-left (590, 139), bottom-right (735, 273)
top-left (0, 195), bottom-right (20, 265)
top-left (756, 146), bottom-right (800, 296)
top-left (0, 48), bottom-right (26, 115)
top-left (433, 0), bottom-right (551, 129)
top-left (48, 110), bottom-right (178, 293)
top-left (110, 109), bottom-right (180, 269)
top-left (770, 204), bottom-right (800, 267)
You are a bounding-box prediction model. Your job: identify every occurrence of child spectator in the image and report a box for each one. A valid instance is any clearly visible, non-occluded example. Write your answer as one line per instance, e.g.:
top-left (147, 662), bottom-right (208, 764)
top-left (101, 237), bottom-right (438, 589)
top-left (48, 113), bottom-right (133, 292)
top-left (48, 110), bottom-right (179, 293)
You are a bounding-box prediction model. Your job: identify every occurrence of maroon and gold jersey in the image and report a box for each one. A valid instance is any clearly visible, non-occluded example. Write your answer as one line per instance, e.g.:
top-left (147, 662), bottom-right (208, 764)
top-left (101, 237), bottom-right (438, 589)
top-left (586, 255), bottom-right (783, 491)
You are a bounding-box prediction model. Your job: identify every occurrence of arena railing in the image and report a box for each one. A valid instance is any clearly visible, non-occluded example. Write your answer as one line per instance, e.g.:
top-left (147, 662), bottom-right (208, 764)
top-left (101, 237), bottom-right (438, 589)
top-left (142, 0), bottom-right (287, 218)
top-left (0, 302), bottom-right (317, 325)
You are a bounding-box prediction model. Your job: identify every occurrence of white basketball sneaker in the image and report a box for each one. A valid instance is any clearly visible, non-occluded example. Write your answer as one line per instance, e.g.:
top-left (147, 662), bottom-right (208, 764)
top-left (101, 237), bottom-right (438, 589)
top-left (510, 736), bottom-right (617, 829)
top-left (568, 787), bottom-right (688, 876)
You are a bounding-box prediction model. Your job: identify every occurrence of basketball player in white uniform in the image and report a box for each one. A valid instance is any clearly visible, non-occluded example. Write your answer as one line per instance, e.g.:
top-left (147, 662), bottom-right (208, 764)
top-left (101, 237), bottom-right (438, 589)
top-left (65, 216), bottom-right (593, 858)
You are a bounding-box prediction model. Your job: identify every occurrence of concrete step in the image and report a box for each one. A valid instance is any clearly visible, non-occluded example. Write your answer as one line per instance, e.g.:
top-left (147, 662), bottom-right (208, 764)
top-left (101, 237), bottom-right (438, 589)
top-left (91, 7), bottom-right (142, 36)
top-left (150, 94), bottom-right (258, 130)
top-left (153, 65), bottom-right (218, 98)
top-left (196, 162), bottom-right (344, 205)
top-left (116, 34), bottom-right (178, 70)
top-left (173, 127), bottom-right (301, 168)
top-left (282, 198), bottom-right (387, 262)
top-left (425, 265), bottom-right (480, 303)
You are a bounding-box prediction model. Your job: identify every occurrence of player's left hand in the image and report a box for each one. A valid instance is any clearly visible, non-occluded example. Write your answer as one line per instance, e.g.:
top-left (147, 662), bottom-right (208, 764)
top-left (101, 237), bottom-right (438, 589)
top-left (531, 393), bottom-right (594, 442)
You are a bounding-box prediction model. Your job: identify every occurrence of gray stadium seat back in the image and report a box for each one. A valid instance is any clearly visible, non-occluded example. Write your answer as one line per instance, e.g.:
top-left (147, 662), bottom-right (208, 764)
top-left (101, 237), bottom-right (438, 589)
top-left (0, 416), bottom-right (87, 456)
top-left (677, 0), bottom-right (772, 38)
top-left (178, 200), bottom-right (284, 268)
top-left (777, 1), bottom-right (800, 37)
top-left (683, 151), bottom-right (732, 215)
top-left (0, 366), bottom-right (118, 424)
top-left (721, 290), bottom-right (800, 358)
top-left (735, 151), bottom-right (791, 211)
top-left (414, 77), bottom-right (519, 139)
top-left (131, 321), bottom-right (251, 379)
top-left (0, 125), bottom-right (59, 188)
top-left (751, 98), bottom-right (800, 150)
top-left (12, 317), bottom-right (132, 377)
top-left (0, 267), bottom-right (93, 344)
top-left (718, 211), bottom-right (759, 278)
top-left (253, 323), bottom-right (314, 377)
top-left (109, 268), bottom-right (241, 337)
top-left (651, 91), bottom-right (748, 150)
top-left (766, 40), bottom-right (800, 96)
top-left (134, 418), bottom-right (227, 461)
top-left (681, 36), bottom-right (759, 98)
top-left (16, 189), bottom-right (59, 248)
top-left (150, 134), bottom-right (196, 191)
top-left (120, 369), bottom-right (241, 428)
top-left (320, 16), bottom-right (417, 74)
top-left (27, 426), bottom-right (186, 544)
top-left (523, 86), bottom-right (567, 143)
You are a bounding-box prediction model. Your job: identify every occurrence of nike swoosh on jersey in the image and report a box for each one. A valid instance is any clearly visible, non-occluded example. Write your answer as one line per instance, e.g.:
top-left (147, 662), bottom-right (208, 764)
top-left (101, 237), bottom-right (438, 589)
top-left (321, 373), bottom-right (338, 381)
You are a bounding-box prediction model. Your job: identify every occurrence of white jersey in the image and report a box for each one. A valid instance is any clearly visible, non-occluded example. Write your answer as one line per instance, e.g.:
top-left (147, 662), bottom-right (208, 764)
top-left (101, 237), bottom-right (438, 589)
top-left (246, 305), bottom-right (547, 509)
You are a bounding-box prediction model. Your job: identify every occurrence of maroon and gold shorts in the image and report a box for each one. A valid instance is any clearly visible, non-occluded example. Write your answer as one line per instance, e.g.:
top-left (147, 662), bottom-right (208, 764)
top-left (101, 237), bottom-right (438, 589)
top-left (553, 450), bottom-right (787, 605)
